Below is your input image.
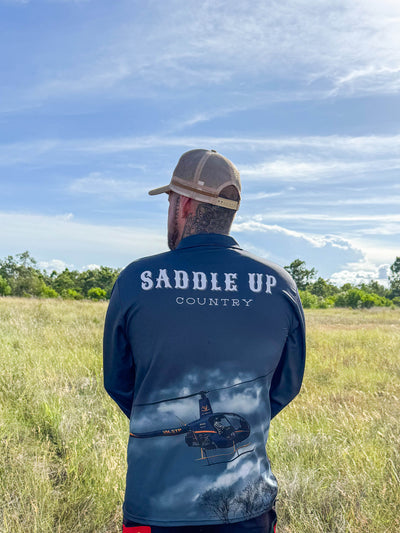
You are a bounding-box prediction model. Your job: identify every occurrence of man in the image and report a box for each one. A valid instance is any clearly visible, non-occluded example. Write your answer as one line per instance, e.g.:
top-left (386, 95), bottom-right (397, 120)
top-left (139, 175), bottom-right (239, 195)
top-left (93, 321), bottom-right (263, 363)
top-left (103, 149), bottom-right (306, 533)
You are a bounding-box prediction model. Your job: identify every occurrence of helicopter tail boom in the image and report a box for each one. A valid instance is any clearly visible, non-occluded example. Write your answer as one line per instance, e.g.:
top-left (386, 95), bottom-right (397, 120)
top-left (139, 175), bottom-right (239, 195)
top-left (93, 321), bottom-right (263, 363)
top-left (130, 425), bottom-right (188, 438)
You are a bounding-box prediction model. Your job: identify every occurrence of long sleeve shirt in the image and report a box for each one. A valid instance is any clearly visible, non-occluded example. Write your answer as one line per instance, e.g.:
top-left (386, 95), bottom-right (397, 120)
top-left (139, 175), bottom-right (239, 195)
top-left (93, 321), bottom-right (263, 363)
top-left (103, 233), bottom-right (306, 527)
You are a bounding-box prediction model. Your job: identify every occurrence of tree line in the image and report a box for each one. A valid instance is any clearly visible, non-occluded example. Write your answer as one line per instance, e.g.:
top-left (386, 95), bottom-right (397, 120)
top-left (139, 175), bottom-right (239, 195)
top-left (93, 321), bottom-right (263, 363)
top-left (284, 258), bottom-right (400, 309)
top-left (0, 251), bottom-right (399, 309)
top-left (0, 251), bottom-right (120, 301)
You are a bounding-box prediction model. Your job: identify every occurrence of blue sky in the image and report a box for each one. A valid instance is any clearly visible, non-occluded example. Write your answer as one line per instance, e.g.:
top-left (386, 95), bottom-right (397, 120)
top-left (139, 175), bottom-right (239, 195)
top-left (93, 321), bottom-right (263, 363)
top-left (1, 0), bottom-right (399, 285)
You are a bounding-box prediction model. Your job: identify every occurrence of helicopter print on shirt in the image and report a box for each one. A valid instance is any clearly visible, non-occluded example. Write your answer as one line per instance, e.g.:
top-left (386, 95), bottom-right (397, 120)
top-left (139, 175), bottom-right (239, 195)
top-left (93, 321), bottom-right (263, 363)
top-left (128, 376), bottom-right (271, 465)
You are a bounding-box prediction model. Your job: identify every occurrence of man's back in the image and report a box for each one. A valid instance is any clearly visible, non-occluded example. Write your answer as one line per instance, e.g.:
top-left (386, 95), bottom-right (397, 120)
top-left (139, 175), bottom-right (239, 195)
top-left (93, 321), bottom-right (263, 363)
top-left (103, 232), bottom-right (305, 527)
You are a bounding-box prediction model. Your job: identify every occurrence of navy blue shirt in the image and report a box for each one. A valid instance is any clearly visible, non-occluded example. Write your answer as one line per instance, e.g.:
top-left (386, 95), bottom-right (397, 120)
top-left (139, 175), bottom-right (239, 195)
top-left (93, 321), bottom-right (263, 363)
top-left (103, 233), bottom-right (305, 526)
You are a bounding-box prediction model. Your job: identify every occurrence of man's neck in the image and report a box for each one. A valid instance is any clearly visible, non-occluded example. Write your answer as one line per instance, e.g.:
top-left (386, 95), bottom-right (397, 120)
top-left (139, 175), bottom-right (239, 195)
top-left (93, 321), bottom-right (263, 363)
top-left (181, 203), bottom-right (232, 241)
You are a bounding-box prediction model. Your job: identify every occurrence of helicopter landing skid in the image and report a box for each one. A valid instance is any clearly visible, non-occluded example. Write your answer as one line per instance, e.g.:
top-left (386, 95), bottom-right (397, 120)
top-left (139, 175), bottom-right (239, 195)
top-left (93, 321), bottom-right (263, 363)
top-left (196, 442), bottom-right (254, 466)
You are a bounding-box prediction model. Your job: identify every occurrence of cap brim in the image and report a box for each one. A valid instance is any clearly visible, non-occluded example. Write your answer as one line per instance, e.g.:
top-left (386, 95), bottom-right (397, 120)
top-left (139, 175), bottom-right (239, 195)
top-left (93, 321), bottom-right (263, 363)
top-left (148, 184), bottom-right (171, 196)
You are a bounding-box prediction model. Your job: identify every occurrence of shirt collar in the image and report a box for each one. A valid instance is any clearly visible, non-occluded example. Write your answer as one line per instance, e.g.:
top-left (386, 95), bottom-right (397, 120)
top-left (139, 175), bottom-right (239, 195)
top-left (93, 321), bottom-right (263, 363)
top-left (175, 233), bottom-right (241, 251)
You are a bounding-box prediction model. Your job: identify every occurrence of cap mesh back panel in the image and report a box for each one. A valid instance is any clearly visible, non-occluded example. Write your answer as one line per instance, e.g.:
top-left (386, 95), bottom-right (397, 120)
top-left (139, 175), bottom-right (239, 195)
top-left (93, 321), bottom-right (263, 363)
top-left (174, 150), bottom-right (205, 182)
top-left (201, 156), bottom-right (235, 189)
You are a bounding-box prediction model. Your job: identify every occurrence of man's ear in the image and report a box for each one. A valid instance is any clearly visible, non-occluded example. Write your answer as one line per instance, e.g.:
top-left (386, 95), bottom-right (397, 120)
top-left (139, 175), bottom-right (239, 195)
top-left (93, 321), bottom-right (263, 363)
top-left (180, 196), bottom-right (193, 219)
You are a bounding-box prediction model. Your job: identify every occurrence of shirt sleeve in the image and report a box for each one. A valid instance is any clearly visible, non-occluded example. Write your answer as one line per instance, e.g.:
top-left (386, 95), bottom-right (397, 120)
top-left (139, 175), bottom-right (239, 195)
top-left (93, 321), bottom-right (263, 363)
top-left (103, 279), bottom-right (135, 418)
top-left (269, 292), bottom-right (306, 419)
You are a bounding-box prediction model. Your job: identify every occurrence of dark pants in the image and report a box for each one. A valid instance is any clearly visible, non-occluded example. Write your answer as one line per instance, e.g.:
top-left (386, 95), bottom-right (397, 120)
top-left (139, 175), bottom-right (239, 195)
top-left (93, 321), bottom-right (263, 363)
top-left (122, 507), bottom-right (277, 533)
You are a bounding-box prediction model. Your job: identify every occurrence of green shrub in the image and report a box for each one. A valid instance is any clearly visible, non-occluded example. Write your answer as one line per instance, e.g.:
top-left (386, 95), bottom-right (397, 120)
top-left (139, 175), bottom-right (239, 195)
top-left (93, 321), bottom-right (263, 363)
top-left (324, 296), bottom-right (336, 308)
top-left (299, 290), bottom-right (317, 308)
top-left (87, 287), bottom-right (107, 301)
top-left (360, 292), bottom-right (392, 308)
top-left (61, 288), bottom-right (83, 300)
top-left (334, 289), bottom-right (393, 309)
top-left (299, 291), bottom-right (334, 309)
top-left (316, 298), bottom-right (330, 309)
top-left (40, 285), bottom-right (59, 298)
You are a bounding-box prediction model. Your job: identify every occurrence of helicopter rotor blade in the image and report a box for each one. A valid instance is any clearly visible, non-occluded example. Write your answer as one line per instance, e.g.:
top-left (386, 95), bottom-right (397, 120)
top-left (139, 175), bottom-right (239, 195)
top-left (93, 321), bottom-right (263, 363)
top-left (134, 390), bottom-right (207, 407)
top-left (134, 371), bottom-right (274, 408)
top-left (206, 370), bottom-right (273, 395)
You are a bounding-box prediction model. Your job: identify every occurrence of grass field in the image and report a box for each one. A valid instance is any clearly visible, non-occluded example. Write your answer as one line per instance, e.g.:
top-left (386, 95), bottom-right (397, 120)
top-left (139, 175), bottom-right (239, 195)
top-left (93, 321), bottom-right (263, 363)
top-left (0, 298), bottom-right (399, 532)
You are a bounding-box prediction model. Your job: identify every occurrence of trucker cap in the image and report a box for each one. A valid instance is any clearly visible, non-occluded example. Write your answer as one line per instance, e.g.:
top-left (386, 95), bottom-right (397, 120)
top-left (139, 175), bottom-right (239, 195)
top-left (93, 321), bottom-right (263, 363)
top-left (148, 149), bottom-right (241, 211)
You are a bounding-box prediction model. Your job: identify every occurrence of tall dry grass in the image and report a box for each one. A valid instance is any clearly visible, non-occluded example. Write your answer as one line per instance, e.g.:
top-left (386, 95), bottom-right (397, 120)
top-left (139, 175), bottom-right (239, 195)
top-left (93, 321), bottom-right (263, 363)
top-left (270, 308), bottom-right (400, 532)
top-left (0, 299), bottom-right (399, 532)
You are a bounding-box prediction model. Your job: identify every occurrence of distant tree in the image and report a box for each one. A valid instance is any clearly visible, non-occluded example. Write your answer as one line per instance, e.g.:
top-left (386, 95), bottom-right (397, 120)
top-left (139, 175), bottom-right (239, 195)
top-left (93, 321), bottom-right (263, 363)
top-left (97, 266), bottom-right (120, 297)
top-left (0, 275), bottom-right (11, 296)
top-left (0, 253), bottom-right (33, 282)
top-left (309, 277), bottom-right (339, 298)
top-left (284, 259), bottom-right (317, 290)
top-left (78, 266), bottom-right (120, 298)
top-left (77, 269), bottom-right (101, 296)
top-left (7, 250), bottom-right (395, 308)
top-left (358, 281), bottom-right (389, 299)
top-left (50, 268), bottom-right (80, 295)
top-left (0, 251), bottom-right (44, 296)
top-left (389, 257), bottom-right (400, 298)
top-left (0, 255), bottom-right (15, 281)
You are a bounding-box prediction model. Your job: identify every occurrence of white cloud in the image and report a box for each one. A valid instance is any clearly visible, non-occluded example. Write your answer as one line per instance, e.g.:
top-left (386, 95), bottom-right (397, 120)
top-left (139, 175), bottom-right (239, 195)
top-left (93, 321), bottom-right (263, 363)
top-left (69, 173), bottom-right (148, 199)
top-left (0, 211), bottom-right (167, 269)
top-left (38, 256), bottom-right (101, 273)
top-left (1, 134), bottom-right (399, 167)
top-left (34, 60), bottom-right (131, 98)
top-left (242, 213), bottom-right (400, 225)
top-left (49, 0), bottom-right (92, 3)
top-left (4, 0), bottom-right (93, 3)
top-left (169, 105), bottom-right (250, 133)
top-left (232, 212), bottom-right (399, 281)
top-left (14, 0), bottom-right (400, 103)
top-left (241, 157), bottom-right (400, 182)
top-left (355, 223), bottom-right (400, 237)
top-left (246, 191), bottom-right (284, 201)
top-left (2, 0), bottom-right (400, 125)
top-left (38, 258), bottom-right (74, 273)
top-left (335, 65), bottom-right (400, 88)
top-left (0, 139), bottom-right (60, 166)
top-left (329, 60), bottom-right (400, 97)
top-left (233, 220), bottom-right (356, 251)
top-left (348, 240), bottom-right (399, 266)
top-left (81, 263), bottom-right (100, 271)
top-left (330, 262), bottom-right (391, 287)
top-left (231, 219), bottom-right (365, 279)
top-left (299, 196), bottom-right (400, 208)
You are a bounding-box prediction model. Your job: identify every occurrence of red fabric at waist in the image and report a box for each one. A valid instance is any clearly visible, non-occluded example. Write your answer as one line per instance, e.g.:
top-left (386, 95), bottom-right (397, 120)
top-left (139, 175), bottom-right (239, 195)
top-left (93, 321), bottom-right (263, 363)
top-left (123, 526), bottom-right (151, 533)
